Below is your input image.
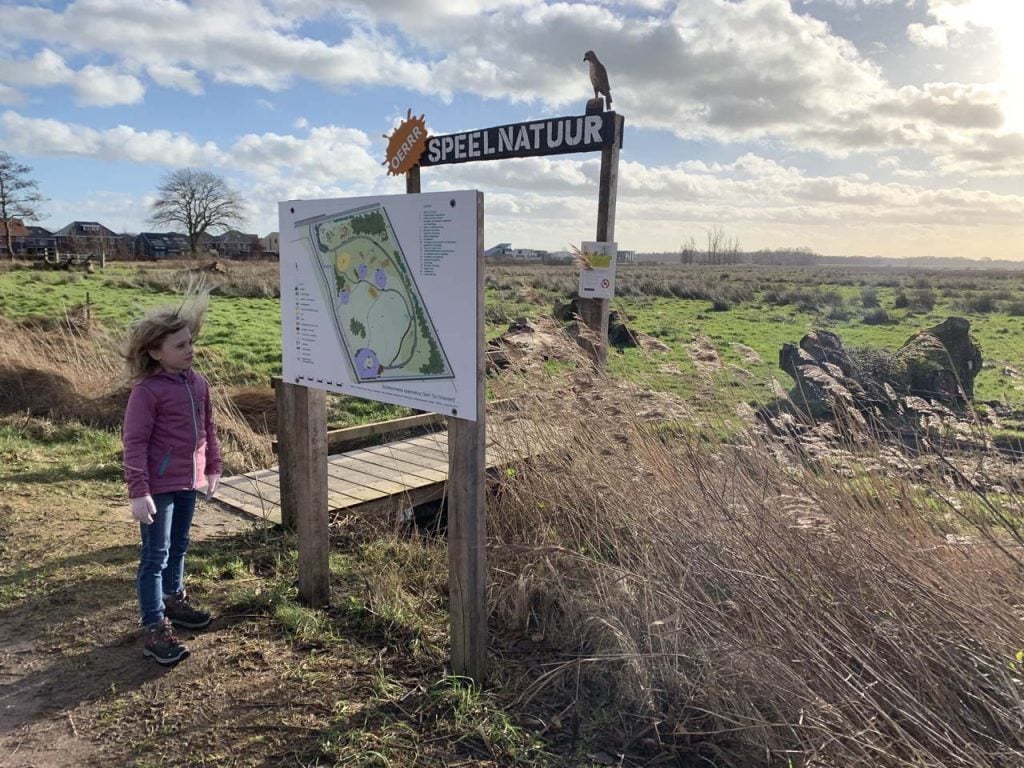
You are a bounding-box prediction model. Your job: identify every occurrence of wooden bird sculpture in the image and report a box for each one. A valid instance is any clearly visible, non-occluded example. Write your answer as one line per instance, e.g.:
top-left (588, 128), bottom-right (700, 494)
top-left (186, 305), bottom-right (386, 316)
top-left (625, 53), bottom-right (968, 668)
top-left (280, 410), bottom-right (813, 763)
top-left (583, 50), bottom-right (612, 109)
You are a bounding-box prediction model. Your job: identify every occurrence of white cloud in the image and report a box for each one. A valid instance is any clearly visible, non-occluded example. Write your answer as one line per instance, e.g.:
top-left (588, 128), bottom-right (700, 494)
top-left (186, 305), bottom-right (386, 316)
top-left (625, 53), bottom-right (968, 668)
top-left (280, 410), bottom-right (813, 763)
top-left (0, 84), bottom-right (22, 105)
top-left (1, 0), bottom-right (434, 94)
top-left (74, 65), bottom-right (145, 106)
top-left (0, 111), bottom-right (223, 165)
top-left (227, 125), bottom-right (380, 185)
top-left (876, 83), bottom-right (1004, 129)
top-left (0, 110), bottom-right (384, 188)
top-left (0, 0), bottom-right (1017, 166)
top-left (146, 63), bottom-right (203, 95)
top-left (933, 131), bottom-right (1024, 176)
top-left (0, 49), bottom-right (144, 106)
top-left (907, 22), bottom-right (949, 47)
top-left (924, 0), bottom-right (994, 34)
top-left (0, 49), bottom-right (73, 87)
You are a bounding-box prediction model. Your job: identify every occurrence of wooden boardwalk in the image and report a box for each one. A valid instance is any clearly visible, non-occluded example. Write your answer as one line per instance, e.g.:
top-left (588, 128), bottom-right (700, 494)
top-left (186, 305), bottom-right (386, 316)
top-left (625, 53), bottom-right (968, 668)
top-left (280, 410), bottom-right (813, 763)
top-left (214, 417), bottom-right (541, 524)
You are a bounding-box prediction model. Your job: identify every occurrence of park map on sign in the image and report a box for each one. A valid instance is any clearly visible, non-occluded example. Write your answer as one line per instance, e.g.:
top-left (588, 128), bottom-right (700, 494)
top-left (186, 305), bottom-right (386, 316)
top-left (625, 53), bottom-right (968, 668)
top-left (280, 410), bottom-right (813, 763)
top-left (299, 204), bottom-right (452, 383)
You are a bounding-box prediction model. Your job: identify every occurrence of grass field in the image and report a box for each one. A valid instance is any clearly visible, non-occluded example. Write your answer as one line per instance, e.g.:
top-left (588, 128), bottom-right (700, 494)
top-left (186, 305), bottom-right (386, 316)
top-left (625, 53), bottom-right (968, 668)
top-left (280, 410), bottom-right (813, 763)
top-left (3, 260), bottom-right (1022, 406)
top-left (2, 258), bottom-right (1024, 767)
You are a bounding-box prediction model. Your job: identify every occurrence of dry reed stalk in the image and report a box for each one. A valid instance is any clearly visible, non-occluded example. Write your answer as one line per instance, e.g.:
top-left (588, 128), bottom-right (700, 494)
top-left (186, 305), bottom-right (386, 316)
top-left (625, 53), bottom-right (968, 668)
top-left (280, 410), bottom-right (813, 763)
top-left (487, 369), bottom-right (1024, 767)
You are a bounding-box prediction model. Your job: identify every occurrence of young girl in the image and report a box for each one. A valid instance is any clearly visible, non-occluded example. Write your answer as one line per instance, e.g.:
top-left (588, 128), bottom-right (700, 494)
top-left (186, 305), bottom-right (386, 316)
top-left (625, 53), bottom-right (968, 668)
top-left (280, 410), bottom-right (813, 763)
top-left (122, 292), bottom-right (222, 665)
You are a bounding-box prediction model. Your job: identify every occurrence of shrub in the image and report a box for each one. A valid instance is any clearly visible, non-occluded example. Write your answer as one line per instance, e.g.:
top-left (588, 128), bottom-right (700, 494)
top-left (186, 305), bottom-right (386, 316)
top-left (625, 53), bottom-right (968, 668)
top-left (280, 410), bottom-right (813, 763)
top-left (862, 308), bottom-right (894, 325)
top-left (860, 287), bottom-right (879, 308)
top-left (485, 304), bottom-right (509, 324)
top-left (908, 288), bottom-right (937, 311)
top-left (1006, 300), bottom-right (1024, 317)
top-left (960, 293), bottom-right (998, 314)
top-left (912, 275), bottom-right (934, 289)
top-left (762, 288), bottom-right (792, 306)
top-left (894, 289), bottom-right (935, 312)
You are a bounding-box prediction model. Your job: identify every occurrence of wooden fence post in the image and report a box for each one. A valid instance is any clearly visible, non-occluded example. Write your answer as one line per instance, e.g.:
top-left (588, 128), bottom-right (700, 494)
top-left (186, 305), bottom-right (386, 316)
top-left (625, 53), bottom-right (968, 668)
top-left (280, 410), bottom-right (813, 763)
top-left (447, 190), bottom-right (487, 682)
top-left (577, 113), bottom-right (624, 370)
top-left (277, 379), bottom-right (330, 607)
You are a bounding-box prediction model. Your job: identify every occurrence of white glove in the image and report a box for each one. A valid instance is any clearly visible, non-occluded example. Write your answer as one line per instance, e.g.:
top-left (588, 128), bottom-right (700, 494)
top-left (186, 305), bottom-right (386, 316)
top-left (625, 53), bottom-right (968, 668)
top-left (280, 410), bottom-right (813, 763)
top-left (130, 496), bottom-right (157, 524)
top-left (205, 473), bottom-right (221, 501)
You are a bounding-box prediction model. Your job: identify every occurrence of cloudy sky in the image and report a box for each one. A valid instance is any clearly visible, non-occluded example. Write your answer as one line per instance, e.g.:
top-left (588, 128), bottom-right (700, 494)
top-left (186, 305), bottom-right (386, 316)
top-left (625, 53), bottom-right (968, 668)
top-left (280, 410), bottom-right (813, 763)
top-left (1, 0), bottom-right (1022, 259)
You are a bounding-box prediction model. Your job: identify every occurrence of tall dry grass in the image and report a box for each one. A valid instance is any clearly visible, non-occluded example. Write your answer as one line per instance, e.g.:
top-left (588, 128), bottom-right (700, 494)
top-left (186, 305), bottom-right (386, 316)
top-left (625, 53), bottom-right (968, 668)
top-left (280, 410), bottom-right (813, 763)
top-left (0, 312), bottom-right (272, 473)
top-left (103, 259), bottom-right (281, 298)
top-left (487, 371), bottom-right (1024, 766)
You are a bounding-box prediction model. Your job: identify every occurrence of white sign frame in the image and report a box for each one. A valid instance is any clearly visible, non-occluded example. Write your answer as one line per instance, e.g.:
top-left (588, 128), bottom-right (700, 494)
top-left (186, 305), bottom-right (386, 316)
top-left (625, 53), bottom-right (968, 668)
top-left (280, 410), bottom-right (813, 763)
top-left (280, 190), bottom-right (481, 421)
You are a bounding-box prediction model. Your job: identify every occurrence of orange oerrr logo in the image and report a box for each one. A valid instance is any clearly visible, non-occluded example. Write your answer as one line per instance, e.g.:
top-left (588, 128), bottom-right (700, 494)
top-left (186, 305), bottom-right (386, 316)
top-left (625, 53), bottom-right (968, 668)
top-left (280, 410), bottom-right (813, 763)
top-left (384, 109), bottom-right (428, 176)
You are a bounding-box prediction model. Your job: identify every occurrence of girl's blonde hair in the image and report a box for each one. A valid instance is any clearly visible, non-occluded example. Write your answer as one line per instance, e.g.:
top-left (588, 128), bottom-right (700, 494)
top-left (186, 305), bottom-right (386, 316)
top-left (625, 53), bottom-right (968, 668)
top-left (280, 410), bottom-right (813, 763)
top-left (123, 289), bottom-right (210, 381)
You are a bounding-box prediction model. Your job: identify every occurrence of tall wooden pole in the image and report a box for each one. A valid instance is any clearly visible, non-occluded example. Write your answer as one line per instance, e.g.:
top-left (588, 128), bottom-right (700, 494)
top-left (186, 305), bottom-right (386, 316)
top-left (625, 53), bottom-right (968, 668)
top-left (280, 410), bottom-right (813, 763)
top-left (577, 113), bottom-right (624, 370)
top-left (278, 379), bottom-right (329, 607)
top-left (406, 166), bottom-right (421, 194)
top-left (447, 192), bottom-right (487, 682)
top-left (407, 166), bottom-right (487, 682)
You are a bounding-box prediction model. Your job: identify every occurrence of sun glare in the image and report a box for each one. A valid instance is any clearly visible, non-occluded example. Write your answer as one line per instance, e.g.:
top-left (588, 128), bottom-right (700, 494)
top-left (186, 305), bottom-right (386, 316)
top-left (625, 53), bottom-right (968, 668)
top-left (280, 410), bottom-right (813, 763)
top-left (991, 9), bottom-right (1024, 131)
top-left (932, 0), bottom-right (1023, 131)
top-left (961, 1), bottom-right (1024, 131)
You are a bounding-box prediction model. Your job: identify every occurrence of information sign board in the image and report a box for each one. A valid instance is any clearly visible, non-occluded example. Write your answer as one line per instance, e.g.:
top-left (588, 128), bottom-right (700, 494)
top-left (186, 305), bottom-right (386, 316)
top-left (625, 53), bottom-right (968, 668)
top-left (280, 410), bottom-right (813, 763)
top-left (280, 190), bottom-right (480, 420)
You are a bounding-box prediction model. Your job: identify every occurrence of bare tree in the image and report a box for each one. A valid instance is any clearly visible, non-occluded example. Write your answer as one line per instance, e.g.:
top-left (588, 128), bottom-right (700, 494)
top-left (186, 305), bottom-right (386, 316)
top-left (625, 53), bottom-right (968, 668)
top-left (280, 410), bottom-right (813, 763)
top-left (0, 152), bottom-right (45, 261)
top-left (679, 236), bottom-right (697, 265)
top-left (149, 168), bottom-right (245, 258)
top-left (705, 225), bottom-right (741, 265)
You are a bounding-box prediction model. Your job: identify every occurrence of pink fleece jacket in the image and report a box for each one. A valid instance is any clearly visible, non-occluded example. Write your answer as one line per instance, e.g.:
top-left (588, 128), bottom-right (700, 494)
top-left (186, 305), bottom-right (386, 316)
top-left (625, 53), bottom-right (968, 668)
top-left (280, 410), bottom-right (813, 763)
top-left (123, 368), bottom-right (222, 499)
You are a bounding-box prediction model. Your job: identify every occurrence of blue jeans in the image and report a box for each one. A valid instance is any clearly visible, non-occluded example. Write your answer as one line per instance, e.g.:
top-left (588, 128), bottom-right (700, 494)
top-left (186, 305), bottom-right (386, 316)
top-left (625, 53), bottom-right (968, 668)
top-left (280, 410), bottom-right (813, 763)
top-left (137, 490), bottom-right (196, 628)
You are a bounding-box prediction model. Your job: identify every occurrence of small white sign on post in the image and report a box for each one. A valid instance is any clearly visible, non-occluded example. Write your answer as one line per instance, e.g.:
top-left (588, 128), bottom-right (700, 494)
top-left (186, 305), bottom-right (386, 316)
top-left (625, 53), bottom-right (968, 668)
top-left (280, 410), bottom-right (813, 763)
top-left (577, 241), bottom-right (618, 299)
top-left (280, 190), bottom-right (480, 420)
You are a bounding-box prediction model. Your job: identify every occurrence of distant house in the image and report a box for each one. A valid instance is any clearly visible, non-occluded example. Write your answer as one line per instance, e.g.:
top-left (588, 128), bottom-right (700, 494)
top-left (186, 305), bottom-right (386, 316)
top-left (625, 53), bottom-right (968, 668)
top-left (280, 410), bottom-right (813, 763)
top-left (1, 218), bottom-right (28, 256)
top-left (134, 232), bottom-right (193, 260)
top-left (485, 243), bottom-right (512, 259)
top-left (24, 226), bottom-right (58, 259)
top-left (485, 243), bottom-right (545, 262)
top-left (210, 229), bottom-right (261, 260)
top-left (53, 221), bottom-right (120, 256)
top-left (261, 232), bottom-right (280, 256)
top-left (1, 218), bottom-right (57, 258)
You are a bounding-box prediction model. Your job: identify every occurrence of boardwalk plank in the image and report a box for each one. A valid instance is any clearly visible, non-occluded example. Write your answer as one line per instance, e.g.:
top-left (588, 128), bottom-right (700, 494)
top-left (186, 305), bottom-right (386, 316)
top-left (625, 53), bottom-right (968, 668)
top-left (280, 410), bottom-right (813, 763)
top-left (217, 419), bottom-right (551, 522)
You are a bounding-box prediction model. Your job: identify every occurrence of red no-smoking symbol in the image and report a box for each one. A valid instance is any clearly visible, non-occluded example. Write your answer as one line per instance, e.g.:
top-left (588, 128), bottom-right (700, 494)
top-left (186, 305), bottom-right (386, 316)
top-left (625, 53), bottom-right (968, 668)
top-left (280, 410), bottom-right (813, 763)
top-left (601, 278), bottom-right (611, 289)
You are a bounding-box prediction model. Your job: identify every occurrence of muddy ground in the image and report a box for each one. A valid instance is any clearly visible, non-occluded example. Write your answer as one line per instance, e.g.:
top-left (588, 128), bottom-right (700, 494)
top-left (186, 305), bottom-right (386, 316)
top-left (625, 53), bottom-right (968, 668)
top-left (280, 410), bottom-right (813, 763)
top-left (0, 483), bottom-right (257, 768)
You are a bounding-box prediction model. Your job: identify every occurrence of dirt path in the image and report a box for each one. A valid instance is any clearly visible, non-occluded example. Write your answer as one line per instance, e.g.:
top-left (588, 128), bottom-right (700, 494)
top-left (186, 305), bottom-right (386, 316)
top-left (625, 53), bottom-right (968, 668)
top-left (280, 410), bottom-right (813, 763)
top-left (0, 492), bottom-right (256, 768)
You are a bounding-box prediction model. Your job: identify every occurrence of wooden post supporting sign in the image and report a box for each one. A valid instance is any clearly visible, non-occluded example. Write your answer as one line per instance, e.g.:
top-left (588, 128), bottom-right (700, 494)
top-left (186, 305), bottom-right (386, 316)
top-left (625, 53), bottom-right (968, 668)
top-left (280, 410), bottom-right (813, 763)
top-left (577, 112), bottom-right (624, 369)
top-left (276, 379), bottom-right (330, 608)
top-left (406, 158), bottom-right (487, 681)
top-left (445, 193), bottom-right (487, 682)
